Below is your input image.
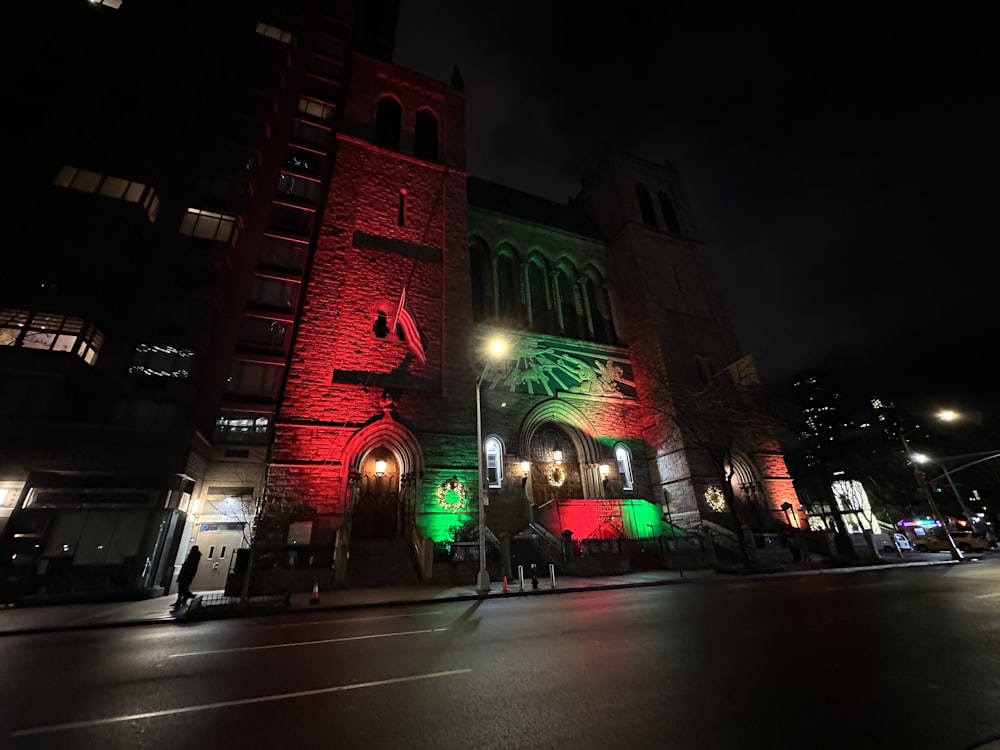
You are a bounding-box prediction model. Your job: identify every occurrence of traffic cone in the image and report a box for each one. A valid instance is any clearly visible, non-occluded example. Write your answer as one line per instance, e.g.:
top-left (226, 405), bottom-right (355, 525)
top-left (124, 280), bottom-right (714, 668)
top-left (310, 581), bottom-right (320, 605)
top-left (502, 575), bottom-right (508, 593)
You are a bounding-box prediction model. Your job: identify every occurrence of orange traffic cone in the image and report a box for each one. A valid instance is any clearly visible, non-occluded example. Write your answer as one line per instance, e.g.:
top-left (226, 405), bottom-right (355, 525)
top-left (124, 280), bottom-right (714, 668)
top-left (502, 575), bottom-right (508, 593)
top-left (310, 581), bottom-right (320, 605)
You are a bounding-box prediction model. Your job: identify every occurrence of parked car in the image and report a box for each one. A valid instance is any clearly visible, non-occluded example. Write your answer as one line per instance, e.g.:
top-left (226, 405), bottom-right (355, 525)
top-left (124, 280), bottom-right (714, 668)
top-left (885, 533), bottom-right (912, 552)
top-left (914, 531), bottom-right (991, 554)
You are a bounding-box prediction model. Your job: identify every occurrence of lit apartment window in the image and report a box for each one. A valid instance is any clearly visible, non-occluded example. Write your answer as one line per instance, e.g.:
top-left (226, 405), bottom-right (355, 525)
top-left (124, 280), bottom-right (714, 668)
top-left (179, 207), bottom-right (238, 243)
top-left (128, 344), bottom-right (195, 378)
top-left (298, 98), bottom-right (332, 120)
top-left (615, 444), bottom-right (634, 491)
top-left (89, 0), bottom-right (123, 8)
top-left (215, 415), bottom-right (271, 444)
top-left (53, 165), bottom-right (159, 222)
top-left (484, 437), bottom-right (504, 489)
top-left (255, 22), bottom-right (292, 44)
top-left (1, 483), bottom-right (24, 509)
top-left (0, 309), bottom-right (104, 364)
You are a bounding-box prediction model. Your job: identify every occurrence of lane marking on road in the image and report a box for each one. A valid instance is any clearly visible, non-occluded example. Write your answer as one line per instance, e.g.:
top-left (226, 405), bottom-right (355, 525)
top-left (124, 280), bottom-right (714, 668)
top-left (9, 668), bottom-right (473, 738)
top-left (976, 592), bottom-right (1000, 599)
top-left (260, 611), bottom-right (444, 629)
top-left (824, 581), bottom-right (898, 591)
top-left (169, 627), bottom-right (447, 658)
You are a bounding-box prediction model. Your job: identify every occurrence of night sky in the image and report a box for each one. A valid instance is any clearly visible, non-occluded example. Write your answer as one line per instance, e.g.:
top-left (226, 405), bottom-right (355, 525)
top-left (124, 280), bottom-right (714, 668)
top-left (394, 2), bottom-right (995, 405)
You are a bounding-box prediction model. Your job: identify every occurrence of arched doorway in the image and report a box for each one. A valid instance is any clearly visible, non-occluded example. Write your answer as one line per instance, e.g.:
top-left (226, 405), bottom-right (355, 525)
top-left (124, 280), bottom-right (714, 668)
top-left (528, 423), bottom-right (583, 505)
top-left (352, 449), bottom-right (401, 539)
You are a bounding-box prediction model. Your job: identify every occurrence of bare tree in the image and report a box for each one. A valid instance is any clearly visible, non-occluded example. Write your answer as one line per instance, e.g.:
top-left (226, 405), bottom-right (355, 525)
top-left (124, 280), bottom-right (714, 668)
top-left (634, 353), bottom-right (781, 564)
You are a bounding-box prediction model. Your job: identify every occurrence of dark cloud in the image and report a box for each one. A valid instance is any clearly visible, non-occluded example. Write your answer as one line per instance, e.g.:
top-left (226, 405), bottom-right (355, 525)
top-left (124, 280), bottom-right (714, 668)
top-left (395, 1), bottom-right (997, 398)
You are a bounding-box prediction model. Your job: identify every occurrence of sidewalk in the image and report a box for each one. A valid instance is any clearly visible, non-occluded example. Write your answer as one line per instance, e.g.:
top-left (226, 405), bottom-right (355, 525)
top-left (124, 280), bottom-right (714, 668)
top-left (0, 554), bottom-right (962, 637)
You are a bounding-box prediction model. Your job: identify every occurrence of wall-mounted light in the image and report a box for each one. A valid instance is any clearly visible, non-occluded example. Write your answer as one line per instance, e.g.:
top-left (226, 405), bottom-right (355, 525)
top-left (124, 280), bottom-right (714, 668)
top-left (375, 459), bottom-right (387, 478)
top-left (552, 450), bottom-right (563, 464)
top-left (521, 460), bottom-right (531, 487)
top-left (599, 464), bottom-right (610, 478)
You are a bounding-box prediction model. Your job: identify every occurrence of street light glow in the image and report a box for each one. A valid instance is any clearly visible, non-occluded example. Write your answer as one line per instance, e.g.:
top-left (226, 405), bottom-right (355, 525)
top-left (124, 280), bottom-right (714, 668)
top-left (912, 452), bottom-right (930, 464)
top-left (487, 338), bottom-right (507, 358)
top-left (937, 409), bottom-right (959, 422)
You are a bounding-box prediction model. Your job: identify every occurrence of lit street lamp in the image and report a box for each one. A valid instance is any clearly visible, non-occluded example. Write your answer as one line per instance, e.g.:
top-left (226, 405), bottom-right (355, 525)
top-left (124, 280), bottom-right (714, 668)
top-left (912, 452), bottom-right (971, 519)
top-left (475, 336), bottom-right (507, 595)
top-left (899, 433), bottom-right (963, 561)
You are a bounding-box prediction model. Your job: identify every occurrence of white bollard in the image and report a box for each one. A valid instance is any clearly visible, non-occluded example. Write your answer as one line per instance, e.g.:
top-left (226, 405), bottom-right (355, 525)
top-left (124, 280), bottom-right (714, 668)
top-left (549, 563), bottom-right (556, 588)
top-left (518, 564), bottom-right (524, 591)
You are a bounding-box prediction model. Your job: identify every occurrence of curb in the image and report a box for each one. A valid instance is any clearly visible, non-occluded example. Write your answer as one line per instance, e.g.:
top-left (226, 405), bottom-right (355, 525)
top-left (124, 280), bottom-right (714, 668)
top-left (0, 556), bottom-right (976, 637)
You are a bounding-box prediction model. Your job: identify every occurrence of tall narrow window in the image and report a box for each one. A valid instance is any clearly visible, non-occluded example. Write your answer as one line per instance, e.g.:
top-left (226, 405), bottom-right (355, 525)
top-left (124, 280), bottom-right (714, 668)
top-left (496, 252), bottom-right (520, 319)
top-left (373, 97), bottom-right (402, 151)
top-left (373, 309), bottom-right (390, 338)
top-left (615, 444), bottom-right (634, 491)
top-left (470, 239), bottom-right (492, 321)
top-left (581, 275), bottom-right (614, 344)
top-left (526, 259), bottom-right (550, 333)
top-left (635, 183), bottom-right (657, 227)
top-left (484, 437), bottom-right (504, 489)
top-left (553, 268), bottom-right (579, 338)
top-left (414, 109), bottom-right (439, 162)
top-left (658, 190), bottom-right (682, 235)
top-left (397, 189), bottom-right (406, 226)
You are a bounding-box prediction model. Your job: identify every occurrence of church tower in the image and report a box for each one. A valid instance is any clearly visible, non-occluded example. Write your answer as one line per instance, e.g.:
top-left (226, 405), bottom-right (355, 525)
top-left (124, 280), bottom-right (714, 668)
top-left (268, 52), bottom-right (474, 578)
top-left (578, 155), bottom-right (797, 533)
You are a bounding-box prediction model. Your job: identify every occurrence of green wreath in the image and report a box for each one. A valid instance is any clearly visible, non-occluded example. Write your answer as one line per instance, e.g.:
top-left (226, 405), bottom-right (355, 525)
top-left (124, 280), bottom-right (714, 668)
top-left (438, 477), bottom-right (468, 511)
top-left (546, 465), bottom-right (567, 488)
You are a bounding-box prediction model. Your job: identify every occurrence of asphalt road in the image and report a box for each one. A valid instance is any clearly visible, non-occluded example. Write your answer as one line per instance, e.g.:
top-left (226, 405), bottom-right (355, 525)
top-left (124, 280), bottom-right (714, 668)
top-left (3, 558), bottom-right (1000, 750)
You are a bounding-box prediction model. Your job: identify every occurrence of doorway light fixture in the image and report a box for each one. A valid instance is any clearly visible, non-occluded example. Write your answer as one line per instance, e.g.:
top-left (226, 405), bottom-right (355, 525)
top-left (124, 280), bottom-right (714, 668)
top-left (375, 459), bottom-right (387, 477)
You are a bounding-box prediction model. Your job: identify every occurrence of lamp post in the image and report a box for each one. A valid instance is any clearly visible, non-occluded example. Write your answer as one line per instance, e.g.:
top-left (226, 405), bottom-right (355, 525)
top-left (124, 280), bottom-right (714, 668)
top-left (475, 337), bottom-right (507, 595)
top-left (913, 453), bottom-right (971, 519)
top-left (899, 432), bottom-right (963, 561)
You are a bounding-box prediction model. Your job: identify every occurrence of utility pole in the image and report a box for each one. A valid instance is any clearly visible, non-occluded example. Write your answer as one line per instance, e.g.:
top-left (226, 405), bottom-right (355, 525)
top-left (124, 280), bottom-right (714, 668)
top-left (899, 433), bottom-right (963, 561)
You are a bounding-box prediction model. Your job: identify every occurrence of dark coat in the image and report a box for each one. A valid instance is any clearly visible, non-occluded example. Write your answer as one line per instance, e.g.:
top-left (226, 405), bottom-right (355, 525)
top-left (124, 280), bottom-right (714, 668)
top-left (177, 547), bottom-right (202, 587)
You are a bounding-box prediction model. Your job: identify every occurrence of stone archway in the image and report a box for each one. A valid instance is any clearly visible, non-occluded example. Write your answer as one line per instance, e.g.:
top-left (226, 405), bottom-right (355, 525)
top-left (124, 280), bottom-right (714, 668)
top-left (519, 398), bottom-right (605, 500)
top-left (352, 449), bottom-right (401, 539)
top-left (341, 410), bottom-right (425, 543)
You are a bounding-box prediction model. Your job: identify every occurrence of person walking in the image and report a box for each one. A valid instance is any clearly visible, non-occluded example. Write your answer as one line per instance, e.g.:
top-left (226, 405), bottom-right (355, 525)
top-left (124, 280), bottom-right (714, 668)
top-left (173, 545), bottom-right (202, 607)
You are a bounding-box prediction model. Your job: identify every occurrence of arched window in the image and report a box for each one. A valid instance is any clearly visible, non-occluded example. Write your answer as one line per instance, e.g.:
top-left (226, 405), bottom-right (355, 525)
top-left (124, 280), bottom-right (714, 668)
top-left (414, 109), bottom-right (439, 162)
top-left (484, 436), bottom-right (504, 488)
top-left (469, 238), bottom-right (492, 321)
top-left (615, 444), bottom-right (634, 491)
top-left (635, 183), bottom-right (657, 227)
top-left (372, 309), bottom-right (390, 338)
top-left (553, 267), bottom-right (579, 339)
top-left (658, 190), bottom-right (682, 234)
top-left (526, 257), bottom-right (549, 333)
top-left (581, 274), bottom-right (615, 344)
top-left (373, 97), bottom-right (402, 151)
top-left (496, 251), bottom-right (520, 319)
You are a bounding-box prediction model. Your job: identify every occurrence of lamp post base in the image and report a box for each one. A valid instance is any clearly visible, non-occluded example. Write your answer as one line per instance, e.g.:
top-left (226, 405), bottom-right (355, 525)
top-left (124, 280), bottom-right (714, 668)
top-left (476, 569), bottom-right (491, 595)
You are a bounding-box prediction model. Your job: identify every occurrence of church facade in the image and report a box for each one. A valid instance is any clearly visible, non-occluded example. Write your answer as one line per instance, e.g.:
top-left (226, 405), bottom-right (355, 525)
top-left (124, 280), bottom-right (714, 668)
top-left (0, 0), bottom-right (799, 603)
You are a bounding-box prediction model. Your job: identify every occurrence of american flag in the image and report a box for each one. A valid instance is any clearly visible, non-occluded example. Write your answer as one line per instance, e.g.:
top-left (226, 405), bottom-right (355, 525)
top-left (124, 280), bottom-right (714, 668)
top-left (389, 286), bottom-right (426, 364)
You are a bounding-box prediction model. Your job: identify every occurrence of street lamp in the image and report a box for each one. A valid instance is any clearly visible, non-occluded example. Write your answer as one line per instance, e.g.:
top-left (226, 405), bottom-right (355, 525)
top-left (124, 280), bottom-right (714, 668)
top-left (475, 336), bottom-right (508, 595)
top-left (912, 452), bottom-right (971, 519)
top-left (898, 433), bottom-right (963, 561)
